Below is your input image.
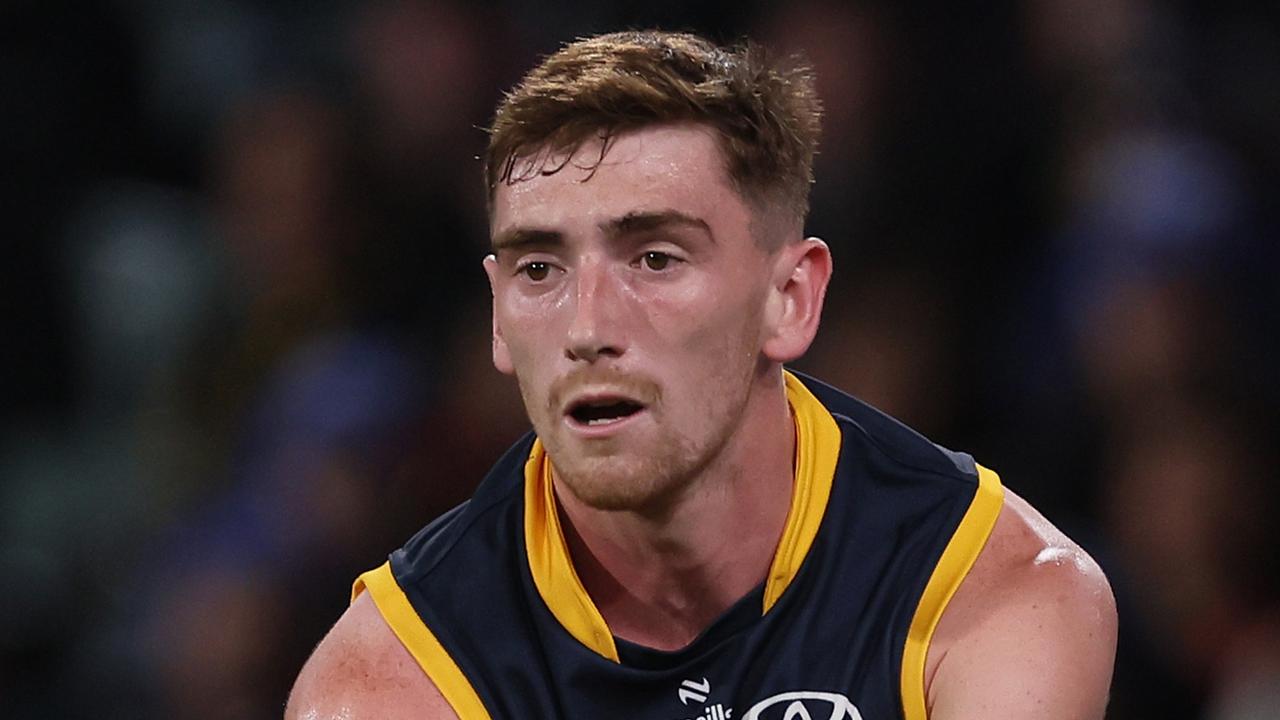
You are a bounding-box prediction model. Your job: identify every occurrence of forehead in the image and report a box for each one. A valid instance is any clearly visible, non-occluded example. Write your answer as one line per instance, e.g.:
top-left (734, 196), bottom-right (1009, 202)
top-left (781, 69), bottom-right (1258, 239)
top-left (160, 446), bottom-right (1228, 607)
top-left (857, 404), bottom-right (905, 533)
top-left (490, 124), bottom-right (751, 237)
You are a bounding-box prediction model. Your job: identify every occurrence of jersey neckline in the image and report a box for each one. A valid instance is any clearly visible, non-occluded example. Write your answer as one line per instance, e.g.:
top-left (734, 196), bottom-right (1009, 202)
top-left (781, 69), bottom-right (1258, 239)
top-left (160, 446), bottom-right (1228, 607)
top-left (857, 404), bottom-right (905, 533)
top-left (521, 370), bottom-right (843, 662)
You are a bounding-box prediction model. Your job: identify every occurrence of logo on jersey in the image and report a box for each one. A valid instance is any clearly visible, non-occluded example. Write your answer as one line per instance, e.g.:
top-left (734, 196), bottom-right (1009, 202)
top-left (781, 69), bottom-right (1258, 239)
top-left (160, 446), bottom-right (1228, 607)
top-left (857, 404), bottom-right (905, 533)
top-left (675, 680), bottom-right (858, 720)
top-left (676, 677), bottom-right (733, 720)
top-left (679, 677), bottom-right (711, 705)
top-left (741, 691), bottom-right (862, 720)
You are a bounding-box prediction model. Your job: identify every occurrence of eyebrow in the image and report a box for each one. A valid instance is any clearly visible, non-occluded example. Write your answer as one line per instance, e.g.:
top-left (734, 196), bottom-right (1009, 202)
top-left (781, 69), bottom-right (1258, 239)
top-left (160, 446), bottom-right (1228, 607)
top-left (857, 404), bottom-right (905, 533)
top-left (602, 210), bottom-right (713, 242)
top-left (491, 227), bottom-right (563, 252)
top-left (491, 209), bottom-right (714, 252)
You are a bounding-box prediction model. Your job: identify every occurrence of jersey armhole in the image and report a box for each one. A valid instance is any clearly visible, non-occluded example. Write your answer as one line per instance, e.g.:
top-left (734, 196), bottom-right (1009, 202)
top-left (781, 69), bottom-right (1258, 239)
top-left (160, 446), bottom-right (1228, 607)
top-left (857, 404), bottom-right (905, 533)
top-left (899, 464), bottom-right (1004, 720)
top-left (353, 562), bottom-right (492, 720)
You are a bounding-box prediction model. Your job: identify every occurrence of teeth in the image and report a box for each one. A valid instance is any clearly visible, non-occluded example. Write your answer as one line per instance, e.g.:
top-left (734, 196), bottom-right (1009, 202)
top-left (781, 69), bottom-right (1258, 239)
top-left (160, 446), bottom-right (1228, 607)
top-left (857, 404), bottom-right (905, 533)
top-left (587, 417), bottom-right (620, 426)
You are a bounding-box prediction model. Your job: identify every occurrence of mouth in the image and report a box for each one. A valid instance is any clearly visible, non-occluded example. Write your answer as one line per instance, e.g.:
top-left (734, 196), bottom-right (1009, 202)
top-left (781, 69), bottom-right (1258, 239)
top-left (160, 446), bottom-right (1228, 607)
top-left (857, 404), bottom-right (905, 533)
top-left (564, 394), bottom-right (647, 432)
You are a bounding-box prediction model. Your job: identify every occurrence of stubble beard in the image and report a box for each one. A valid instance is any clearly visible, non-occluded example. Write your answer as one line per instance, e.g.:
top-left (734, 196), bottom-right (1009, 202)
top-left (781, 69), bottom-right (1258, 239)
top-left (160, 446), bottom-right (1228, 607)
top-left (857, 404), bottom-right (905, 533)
top-left (535, 383), bottom-right (751, 516)
top-left (516, 317), bottom-right (764, 515)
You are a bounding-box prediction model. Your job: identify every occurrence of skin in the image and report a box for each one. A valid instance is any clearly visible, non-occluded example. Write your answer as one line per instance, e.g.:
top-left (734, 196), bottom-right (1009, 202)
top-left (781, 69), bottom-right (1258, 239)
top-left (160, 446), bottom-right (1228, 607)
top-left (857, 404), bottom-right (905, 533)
top-left (286, 123), bottom-right (1117, 719)
top-left (484, 126), bottom-right (828, 648)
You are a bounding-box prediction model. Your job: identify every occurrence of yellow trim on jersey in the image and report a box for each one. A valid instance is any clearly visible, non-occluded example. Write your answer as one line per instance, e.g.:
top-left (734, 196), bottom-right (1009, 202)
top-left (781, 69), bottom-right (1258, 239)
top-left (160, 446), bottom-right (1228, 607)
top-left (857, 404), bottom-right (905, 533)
top-left (353, 563), bottom-right (493, 720)
top-left (762, 371), bottom-right (843, 612)
top-left (899, 464), bottom-right (1004, 720)
top-left (523, 370), bottom-right (842, 658)
top-left (524, 442), bottom-right (621, 661)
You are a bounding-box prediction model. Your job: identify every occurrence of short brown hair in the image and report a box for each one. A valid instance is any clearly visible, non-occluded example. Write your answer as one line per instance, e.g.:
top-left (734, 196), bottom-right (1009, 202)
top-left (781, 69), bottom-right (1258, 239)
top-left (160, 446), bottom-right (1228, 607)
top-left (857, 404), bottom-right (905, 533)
top-left (485, 30), bottom-right (821, 228)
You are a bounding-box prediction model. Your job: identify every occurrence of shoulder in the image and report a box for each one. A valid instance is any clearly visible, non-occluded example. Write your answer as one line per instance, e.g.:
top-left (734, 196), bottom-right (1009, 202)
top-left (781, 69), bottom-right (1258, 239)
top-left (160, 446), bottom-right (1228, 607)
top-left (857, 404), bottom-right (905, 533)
top-left (285, 591), bottom-right (457, 720)
top-left (924, 488), bottom-right (1118, 719)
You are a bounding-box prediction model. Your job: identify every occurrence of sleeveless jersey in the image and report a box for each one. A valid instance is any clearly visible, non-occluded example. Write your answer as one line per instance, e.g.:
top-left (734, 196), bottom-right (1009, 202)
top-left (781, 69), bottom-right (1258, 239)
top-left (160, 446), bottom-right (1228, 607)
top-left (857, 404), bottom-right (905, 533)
top-left (354, 371), bottom-right (1003, 720)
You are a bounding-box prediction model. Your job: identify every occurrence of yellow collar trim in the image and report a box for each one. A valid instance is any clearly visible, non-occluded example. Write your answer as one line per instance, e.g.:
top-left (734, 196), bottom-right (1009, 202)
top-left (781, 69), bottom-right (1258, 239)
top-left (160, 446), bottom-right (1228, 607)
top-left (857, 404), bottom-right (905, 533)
top-left (763, 371), bottom-right (842, 611)
top-left (523, 370), bottom-right (841, 660)
top-left (523, 442), bottom-right (621, 661)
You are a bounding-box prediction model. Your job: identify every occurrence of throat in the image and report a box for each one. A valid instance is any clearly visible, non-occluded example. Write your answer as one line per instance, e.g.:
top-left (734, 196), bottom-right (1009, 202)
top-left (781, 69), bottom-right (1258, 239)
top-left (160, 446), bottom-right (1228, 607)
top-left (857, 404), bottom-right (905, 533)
top-left (555, 497), bottom-right (782, 652)
top-left (595, 574), bottom-right (749, 652)
top-left (613, 583), bottom-right (768, 663)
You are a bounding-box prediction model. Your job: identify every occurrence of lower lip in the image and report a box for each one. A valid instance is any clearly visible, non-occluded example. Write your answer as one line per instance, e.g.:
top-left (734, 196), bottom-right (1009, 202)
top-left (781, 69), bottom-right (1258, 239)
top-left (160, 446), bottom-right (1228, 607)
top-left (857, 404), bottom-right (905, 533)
top-left (564, 408), bottom-right (648, 438)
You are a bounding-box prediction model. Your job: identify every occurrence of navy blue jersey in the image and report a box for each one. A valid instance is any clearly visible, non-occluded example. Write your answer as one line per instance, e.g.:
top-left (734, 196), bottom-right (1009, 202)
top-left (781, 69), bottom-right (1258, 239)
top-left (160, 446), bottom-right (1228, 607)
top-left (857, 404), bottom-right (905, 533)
top-left (354, 371), bottom-right (1003, 719)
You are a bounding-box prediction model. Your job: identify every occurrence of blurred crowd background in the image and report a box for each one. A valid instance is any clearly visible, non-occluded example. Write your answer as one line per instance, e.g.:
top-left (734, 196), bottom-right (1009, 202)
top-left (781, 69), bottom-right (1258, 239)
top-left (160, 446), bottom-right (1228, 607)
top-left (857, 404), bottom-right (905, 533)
top-left (3, 0), bottom-right (1278, 718)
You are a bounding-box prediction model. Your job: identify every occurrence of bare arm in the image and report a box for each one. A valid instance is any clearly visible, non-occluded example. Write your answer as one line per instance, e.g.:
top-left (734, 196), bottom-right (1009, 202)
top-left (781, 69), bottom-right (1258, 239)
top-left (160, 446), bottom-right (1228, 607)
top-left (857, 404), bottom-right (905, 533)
top-left (926, 491), bottom-right (1118, 720)
top-left (285, 591), bottom-right (458, 720)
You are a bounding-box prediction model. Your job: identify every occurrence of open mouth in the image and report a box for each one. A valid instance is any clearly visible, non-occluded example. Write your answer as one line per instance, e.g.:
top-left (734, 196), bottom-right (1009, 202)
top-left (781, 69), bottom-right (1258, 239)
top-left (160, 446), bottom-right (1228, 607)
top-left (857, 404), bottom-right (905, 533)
top-left (567, 398), bottom-right (645, 427)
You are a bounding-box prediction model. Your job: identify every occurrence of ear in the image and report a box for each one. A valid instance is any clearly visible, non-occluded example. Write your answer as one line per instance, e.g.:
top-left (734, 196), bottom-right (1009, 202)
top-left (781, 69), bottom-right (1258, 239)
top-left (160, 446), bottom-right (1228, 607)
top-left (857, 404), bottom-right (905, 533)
top-left (483, 255), bottom-right (515, 375)
top-left (761, 237), bottom-right (833, 364)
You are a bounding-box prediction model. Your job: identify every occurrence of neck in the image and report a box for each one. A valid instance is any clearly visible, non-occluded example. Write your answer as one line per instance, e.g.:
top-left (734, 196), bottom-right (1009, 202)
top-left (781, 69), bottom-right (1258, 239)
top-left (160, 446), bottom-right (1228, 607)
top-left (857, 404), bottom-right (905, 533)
top-left (554, 368), bottom-right (796, 651)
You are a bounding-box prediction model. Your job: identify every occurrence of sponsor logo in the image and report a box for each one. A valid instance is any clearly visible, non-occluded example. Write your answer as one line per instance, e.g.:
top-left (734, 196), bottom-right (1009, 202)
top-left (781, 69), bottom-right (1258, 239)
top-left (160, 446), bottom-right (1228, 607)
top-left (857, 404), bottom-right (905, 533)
top-left (674, 677), bottom-right (858, 720)
top-left (680, 702), bottom-right (733, 720)
top-left (679, 677), bottom-right (711, 705)
top-left (676, 677), bottom-right (733, 720)
top-left (741, 691), bottom-right (862, 720)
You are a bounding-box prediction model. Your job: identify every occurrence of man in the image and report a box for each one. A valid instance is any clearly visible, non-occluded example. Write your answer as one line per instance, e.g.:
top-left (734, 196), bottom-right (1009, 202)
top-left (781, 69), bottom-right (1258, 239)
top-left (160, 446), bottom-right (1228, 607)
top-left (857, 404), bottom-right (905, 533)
top-left (287, 31), bottom-right (1116, 719)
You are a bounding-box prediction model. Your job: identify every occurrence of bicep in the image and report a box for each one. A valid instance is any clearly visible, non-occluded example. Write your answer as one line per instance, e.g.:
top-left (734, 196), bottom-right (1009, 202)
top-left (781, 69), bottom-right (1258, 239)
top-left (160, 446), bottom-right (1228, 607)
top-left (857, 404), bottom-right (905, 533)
top-left (928, 554), bottom-right (1118, 720)
top-left (286, 592), bottom-right (458, 720)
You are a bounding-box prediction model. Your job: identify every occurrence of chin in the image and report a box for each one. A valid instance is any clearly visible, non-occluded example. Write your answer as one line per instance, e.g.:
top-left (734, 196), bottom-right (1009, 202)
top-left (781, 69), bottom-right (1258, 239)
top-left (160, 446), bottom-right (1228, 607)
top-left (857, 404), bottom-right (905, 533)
top-left (552, 452), bottom-right (695, 513)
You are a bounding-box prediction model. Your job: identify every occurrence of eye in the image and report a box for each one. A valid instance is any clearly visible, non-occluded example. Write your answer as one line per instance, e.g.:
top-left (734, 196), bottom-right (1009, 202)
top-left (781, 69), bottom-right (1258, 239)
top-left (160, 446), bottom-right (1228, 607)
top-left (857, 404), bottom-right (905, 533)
top-left (519, 261), bottom-right (552, 282)
top-left (640, 251), bottom-right (673, 272)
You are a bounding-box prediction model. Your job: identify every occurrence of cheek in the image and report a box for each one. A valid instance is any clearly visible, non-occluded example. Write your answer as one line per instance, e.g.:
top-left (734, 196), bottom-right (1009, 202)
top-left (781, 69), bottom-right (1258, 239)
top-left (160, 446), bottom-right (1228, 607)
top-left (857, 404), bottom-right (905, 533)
top-left (503, 330), bottom-right (551, 400)
top-left (643, 288), bottom-right (765, 425)
top-left (493, 295), bottom-right (556, 404)
top-left (497, 285), bottom-right (566, 353)
top-left (505, 346), bottom-right (555, 427)
top-left (644, 273), bottom-right (765, 357)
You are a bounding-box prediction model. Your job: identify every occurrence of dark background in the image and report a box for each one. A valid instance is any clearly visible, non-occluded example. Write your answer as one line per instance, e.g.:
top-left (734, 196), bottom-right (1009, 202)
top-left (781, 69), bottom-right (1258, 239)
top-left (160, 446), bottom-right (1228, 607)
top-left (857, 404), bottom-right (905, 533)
top-left (3, 1), bottom-right (1278, 717)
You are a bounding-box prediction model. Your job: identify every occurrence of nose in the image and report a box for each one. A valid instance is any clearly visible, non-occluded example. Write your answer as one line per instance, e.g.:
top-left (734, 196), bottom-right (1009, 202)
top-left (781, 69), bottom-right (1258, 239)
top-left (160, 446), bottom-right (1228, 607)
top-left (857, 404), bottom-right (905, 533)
top-left (565, 258), bottom-right (624, 363)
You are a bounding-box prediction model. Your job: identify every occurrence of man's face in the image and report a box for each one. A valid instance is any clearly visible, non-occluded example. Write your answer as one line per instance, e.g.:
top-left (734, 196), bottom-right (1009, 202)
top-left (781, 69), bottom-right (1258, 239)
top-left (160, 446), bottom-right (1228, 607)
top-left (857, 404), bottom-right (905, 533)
top-left (485, 124), bottom-right (783, 512)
